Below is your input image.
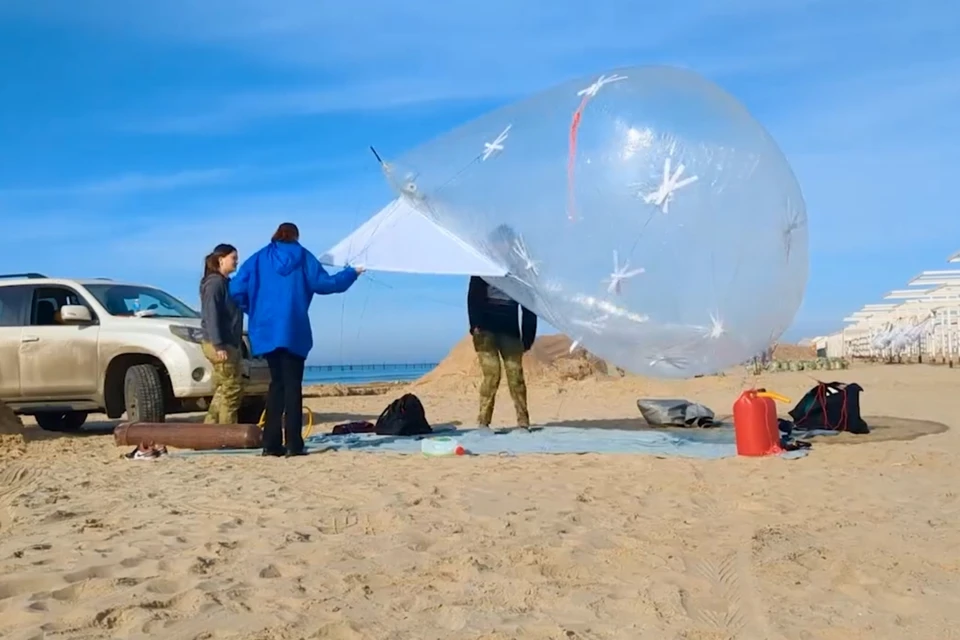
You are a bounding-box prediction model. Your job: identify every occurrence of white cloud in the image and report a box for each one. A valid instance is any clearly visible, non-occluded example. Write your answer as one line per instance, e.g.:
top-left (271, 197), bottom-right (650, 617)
top-left (0, 158), bottom-right (369, 202)
top-left (5, 0), bottom-right (929, 133)
top-left (125, 49), bottom-right (829, 134)
top-left (0, 168), bottom-right (236, 198)
top-left (74, 169), bottom-right (235, 195)
top-left (0, 185), bottom-right (384, 275)
top-left (121, 80), bottom-right (503, 135)
top-left (0, 1), bottom-right (814, 68)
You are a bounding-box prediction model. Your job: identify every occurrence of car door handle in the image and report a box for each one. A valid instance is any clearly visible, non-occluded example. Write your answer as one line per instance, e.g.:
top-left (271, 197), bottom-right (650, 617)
top-left (21, 335), bottom-right (39, 343)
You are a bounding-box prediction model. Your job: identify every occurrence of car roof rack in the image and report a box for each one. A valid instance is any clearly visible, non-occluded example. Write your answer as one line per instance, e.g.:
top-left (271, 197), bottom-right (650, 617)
top-left (0, 273), bottom-right (47, 279)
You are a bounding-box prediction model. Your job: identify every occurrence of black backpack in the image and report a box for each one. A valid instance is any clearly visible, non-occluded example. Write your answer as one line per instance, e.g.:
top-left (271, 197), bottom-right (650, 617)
top-left (374, 393), bottom-right (433, 436)
top-left (788, 381), bottom-right (869, 434)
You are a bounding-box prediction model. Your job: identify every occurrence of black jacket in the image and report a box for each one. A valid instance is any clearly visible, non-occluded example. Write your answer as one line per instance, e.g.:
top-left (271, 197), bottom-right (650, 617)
top-left (200, 273), bottom-right (244, 349)
top-left (467, 277), bottom-right (537, 350)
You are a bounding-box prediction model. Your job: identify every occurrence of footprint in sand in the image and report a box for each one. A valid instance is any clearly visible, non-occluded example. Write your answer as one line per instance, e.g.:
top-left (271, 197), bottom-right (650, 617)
top-left (11, 542), bottom-right (52, 559)
top-left (170, 499), bottom-right (248, 521)
top-left (401, 531), bottom-right (435, 552)
top-left (259, 564), bottom-right (282, 579)
top-left (145, 577), bottom-right (190, 595)
top-left (62, 564), bottom-right (116, 584)
top-left (0, 464), bottom-right (41, 500)
top-left (46, 564), bottom-right (139, 605)
top-left (311, 621), bottom-right (371, 639)
top-left (0, 463), bottom-right (42, 532)
top-left (157, 557), bottom-right (196, 574)
top-left (217, 516), bottom-right (245, 532)
top-left (679, 553), bottom-right (747, 634)
top-left (0, 575), bottom-right (66, 601)
top-left (689, 494), bottom-right (727, 522)
top-left (51, 582), bottom-right (86, 603)
top-left (316, 511), bottom-right (360, 536)
top-left (667, 486), bottom-right (771, 638)
top-left (119, 556), bottom-right (148, 569)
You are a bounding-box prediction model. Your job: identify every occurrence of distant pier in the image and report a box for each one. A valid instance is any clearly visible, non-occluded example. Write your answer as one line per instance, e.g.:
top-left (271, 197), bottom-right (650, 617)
top-left (304, 362), bottom-right (438, 374)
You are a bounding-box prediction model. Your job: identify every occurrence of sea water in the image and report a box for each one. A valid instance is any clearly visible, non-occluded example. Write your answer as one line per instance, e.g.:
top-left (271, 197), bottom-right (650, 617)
top-left (302, 363), bottom-right (437, 386)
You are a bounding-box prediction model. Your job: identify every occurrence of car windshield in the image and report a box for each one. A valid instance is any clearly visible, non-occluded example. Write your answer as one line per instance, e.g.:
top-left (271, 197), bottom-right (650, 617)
top-left (85, 284), bottom-right (199, 319)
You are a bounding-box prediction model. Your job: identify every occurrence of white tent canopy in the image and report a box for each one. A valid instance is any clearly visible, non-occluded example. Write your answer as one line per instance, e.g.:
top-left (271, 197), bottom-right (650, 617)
top-left (320, 198), bottom-right (507, 277)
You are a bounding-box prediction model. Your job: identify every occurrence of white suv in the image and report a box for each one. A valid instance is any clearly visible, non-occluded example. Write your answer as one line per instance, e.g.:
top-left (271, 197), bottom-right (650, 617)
top-left (0, 273), bottom-right (270, 431)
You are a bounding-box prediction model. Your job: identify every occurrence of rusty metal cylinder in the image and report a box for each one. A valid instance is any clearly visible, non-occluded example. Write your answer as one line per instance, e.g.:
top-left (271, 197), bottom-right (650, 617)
top-left (114, 422), bottom-right (263, 450)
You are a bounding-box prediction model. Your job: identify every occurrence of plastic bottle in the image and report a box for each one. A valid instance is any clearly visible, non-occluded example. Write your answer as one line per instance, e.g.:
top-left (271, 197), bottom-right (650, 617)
top-left (421, 437), bottom-right (466, 456)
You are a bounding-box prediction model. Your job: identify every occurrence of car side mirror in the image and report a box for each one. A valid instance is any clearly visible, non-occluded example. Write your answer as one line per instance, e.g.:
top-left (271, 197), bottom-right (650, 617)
top-left (59, 304), bottom-right (93, 324)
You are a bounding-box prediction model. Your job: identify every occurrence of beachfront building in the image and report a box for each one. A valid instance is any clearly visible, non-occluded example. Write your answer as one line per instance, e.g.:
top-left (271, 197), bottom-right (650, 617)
top-left (815, 253), bottom-right (960, 362)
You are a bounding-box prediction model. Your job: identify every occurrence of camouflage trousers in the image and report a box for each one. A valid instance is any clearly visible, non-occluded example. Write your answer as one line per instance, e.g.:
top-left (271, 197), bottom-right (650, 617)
top-left (473, 331), bottom-right (530, 427)
top-left (201, 342), bottom-right (244, 424)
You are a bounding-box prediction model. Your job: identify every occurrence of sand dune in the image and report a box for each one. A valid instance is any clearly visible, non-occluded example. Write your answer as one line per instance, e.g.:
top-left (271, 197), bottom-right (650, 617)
top-left (414, 334), bottom-right (819, 398)
top-left (1, 364), bottom-right (959, 639)
top-left (414, 333), bottom-right (610, 395)
top-left (771, 342), bottom-right (817, 361)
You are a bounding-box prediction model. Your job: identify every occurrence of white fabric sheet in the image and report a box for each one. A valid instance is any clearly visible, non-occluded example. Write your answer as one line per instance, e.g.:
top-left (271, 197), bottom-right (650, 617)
top-left (320, 198), bottom-right (507, 277)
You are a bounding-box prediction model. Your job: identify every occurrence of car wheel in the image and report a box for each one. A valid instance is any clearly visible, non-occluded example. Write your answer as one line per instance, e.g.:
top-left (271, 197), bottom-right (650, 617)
top-left (237, 395), bottom-right (267, 425)
top-left (35, 411), bottom-right (88, 432)
top-left (124, 364), bottom-right (166, 423)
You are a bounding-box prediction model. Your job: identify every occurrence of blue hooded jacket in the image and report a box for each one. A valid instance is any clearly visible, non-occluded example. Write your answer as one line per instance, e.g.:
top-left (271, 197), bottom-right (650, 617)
top-left (230, 241), bottom-right (359, 359)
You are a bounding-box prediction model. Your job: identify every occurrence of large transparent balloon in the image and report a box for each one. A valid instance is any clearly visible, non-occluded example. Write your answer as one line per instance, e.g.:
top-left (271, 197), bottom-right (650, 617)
top-left (384, 65), bottom-right (808, 377)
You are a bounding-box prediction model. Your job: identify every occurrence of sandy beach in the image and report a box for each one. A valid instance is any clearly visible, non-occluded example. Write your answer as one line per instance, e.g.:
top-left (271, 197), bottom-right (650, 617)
top-left (1, 352), bottom-right (959, 639)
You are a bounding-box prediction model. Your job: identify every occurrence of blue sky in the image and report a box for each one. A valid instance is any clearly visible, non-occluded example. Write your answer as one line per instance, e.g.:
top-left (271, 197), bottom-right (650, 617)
top-left (0, 1), bottom-right (957, 364)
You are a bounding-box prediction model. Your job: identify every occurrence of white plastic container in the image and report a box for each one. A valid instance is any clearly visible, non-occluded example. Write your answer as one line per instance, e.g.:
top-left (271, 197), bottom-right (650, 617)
top-left (421, 437), bottom-right (466, 456)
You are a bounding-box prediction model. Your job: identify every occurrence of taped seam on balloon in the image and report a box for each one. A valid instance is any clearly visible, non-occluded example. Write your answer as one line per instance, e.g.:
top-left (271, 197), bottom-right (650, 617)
top-left (482, 125), bottom-right (512, 161)
top-left (569, 294), bottom-right (649, 324)
top-left (511, 236), bottom-right (540, 276)
top-left (604, 249), bottom-right (645, 295)
top-left (706, 312), bottom-right (725, 339)
top-left (782, 196), bottom-right (804, 261)
top-left (567, 74), bottom-right (628, 222)
top-left (643, 157), bottom-right (699, 214)
top-left (572, 314), bottom-right (610, 335)
top-left (648, 353), bottom-right (691, 370)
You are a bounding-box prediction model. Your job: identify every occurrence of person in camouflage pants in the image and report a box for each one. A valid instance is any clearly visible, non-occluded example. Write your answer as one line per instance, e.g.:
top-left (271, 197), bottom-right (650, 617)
top-left (467, 225), bottom-right (537, 429)
top-left (472, 329), bottom-right (530, 427)
top-left (467, 225), bottom-right (538, 428)
top-left (200, 343), bottom-right (244, 424)
top-left (200, 243), bottom-right (245, 424)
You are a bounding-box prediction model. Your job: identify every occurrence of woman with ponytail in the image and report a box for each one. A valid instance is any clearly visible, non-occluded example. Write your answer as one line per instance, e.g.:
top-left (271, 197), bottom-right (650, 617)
top-left (199, 243), bottom-right (244, 424)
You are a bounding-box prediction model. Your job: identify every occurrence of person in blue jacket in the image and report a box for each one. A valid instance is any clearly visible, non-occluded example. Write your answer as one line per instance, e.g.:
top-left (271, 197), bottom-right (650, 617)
top-left (231, 222), bottom-right (363, 457)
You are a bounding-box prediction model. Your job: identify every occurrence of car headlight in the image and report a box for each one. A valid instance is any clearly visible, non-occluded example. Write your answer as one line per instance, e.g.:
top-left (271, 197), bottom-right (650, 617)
top-left (170, 325), bottom-right (205, 343)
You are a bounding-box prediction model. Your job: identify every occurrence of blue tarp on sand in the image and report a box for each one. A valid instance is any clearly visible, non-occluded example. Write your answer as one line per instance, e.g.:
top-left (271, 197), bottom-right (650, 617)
top-left (175, 425), bottom-right (830, 459)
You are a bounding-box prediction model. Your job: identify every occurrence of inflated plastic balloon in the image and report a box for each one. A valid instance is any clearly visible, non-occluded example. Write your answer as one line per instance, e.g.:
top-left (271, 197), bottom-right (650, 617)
top-left (378, 65), bottom-right (808, 377)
